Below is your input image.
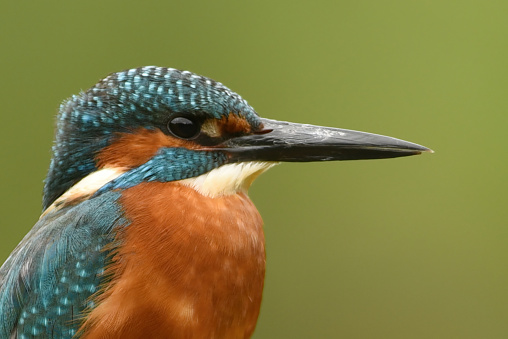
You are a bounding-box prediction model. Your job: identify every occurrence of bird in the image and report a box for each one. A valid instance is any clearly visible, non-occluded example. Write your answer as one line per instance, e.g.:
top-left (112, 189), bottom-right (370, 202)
top-left (0, 66), bottom-right (430, 339)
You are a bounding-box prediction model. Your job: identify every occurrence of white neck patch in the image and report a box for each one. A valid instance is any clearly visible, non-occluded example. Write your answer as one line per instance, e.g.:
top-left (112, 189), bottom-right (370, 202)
top-left (180, 161), bottom-right (278, 198)
top-left (42, 161), bottom-right (277, 216)
top-left (42, 167), bottom-right (126, 217)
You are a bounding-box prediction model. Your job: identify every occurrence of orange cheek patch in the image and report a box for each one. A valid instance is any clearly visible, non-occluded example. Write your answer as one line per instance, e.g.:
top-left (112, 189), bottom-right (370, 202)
top-left (217, 114), bottom-right (252, 136)
top-left (96, 128), bottom-right (200, 169)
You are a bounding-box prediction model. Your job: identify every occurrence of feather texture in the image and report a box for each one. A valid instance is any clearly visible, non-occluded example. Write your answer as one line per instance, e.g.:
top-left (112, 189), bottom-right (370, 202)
top-left (0, 191), bottom-right (127, 338)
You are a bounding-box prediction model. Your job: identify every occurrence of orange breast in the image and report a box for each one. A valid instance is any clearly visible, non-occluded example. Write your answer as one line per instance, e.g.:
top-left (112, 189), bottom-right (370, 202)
top-left (82, 183), bottom-right (265, 339)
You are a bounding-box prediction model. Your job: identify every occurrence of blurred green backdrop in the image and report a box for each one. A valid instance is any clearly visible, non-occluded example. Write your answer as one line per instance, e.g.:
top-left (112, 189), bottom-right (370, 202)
top-left (1, 1), bottom-right (507, 338)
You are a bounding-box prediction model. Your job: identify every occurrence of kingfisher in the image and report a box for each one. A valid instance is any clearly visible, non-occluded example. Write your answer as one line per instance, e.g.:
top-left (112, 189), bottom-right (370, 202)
top-left (0, 66), bottom-right (430, 338)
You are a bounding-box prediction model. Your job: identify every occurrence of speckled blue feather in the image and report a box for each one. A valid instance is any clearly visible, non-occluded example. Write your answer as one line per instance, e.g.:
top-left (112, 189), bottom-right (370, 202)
top-left (98, 148), bottom-right (228, 193)
top-left (0, 191), bottom-right (126, 338)
top-left (44, 66), bottom-right (261, 210)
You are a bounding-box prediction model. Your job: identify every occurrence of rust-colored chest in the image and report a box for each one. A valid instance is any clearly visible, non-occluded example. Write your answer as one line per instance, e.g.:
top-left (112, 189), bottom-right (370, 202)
top-left (82, 183), bottom-right (265, 339)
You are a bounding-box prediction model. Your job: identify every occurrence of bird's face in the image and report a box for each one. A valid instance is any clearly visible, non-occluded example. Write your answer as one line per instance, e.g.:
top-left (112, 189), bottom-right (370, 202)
top-left (43, 66), bottom-right (429, 211)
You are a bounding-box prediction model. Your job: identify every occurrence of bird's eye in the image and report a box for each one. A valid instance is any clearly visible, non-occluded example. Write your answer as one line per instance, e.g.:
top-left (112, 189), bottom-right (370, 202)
top-left (167, 116), bottom-right (201, 139)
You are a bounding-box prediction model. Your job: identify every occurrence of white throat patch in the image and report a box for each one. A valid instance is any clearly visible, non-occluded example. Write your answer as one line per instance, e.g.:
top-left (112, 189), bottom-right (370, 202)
top-left (180, 161), bottom-right (278, 198)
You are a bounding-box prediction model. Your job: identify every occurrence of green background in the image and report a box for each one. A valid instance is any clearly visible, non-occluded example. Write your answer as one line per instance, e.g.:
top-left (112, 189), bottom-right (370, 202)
top-left (1, 1), bottom-right (506, 338)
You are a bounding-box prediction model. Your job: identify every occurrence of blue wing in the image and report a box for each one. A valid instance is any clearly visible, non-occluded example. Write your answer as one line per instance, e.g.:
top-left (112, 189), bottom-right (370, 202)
top-left (0, 191), bottom-right (126, 338)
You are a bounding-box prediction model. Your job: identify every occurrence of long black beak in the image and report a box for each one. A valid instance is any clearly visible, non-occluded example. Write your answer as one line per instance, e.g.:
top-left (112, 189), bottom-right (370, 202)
top-left (217, 118), bottom-right (432, 162)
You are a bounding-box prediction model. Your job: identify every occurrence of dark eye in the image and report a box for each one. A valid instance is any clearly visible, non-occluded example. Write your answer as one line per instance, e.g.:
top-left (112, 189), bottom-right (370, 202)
top-left (167, 116), bottom-right (201, 139)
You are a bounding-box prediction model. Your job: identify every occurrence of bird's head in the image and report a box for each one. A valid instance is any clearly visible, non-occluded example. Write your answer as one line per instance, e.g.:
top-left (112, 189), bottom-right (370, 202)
top-left (43, 66), bottom-right (430, 211)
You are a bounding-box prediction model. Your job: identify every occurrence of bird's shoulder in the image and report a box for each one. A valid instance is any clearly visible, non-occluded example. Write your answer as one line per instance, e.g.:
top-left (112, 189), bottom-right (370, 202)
top-left (0, 190), bottom-right (126, 338)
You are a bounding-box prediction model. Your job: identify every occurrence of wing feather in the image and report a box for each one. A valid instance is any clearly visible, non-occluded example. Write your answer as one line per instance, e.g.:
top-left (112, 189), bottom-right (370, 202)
top-left (0, 191), bottom-right (127, 338)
